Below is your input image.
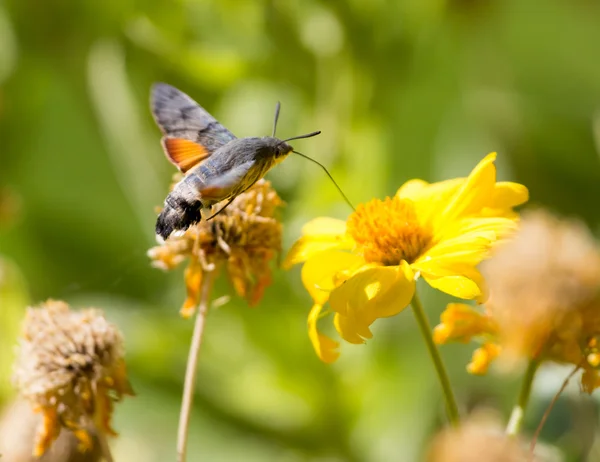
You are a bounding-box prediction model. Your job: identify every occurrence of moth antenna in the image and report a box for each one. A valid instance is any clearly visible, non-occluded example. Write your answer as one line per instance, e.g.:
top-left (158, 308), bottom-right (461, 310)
top-left (272, 102), bottom-right (281, 137)
top-left (282, 131), bottom-right (322, 143)
top-left (292, 150), bottom-right (355, 211)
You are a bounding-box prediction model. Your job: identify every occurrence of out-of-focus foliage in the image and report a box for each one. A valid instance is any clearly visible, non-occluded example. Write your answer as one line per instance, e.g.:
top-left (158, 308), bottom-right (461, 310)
top-left (1, 0), bottom-right (600, 460)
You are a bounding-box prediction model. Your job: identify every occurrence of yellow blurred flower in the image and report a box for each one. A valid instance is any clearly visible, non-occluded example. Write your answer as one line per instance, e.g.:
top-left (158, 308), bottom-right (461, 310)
top-left (148, 179), bottom-right (283, 317)
top-left (12, 300), bottom-right (133, 457)
top-left (435, 210), bottom-right (600, 392)
top-left (285, 153), bottom-right (527, 362)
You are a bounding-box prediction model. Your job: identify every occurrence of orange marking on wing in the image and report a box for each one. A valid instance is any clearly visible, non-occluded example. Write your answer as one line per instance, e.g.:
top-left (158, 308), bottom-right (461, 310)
top-left (162, 137), bottom-right (210, 173)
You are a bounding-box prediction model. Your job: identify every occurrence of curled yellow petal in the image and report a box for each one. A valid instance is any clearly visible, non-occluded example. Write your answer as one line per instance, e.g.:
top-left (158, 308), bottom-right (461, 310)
top-left (433, 303), bottom-right (497, 344)
top-left (467, 342), bottom-right (501, 375)
top-left (301, 250), bottom-right (366, 305)
top-left (307, 304), bottom-right (340, 363)
top-left (334, 312), bottom-right (370, 344)
top-left (329, 265), bottom-right (415, 342)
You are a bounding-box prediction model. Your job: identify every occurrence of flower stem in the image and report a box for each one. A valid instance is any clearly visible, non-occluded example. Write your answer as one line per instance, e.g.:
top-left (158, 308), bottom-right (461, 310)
top-left (506, 359), bottom-right (540, 436)
top-left (97, 431), bottom-right (114, 462)
top-left (529, 364), bottom-right (580, 455)
top-left (177, 270), bottom-right (215, 462)
top-left (410, 291), bottom-right (460, 426)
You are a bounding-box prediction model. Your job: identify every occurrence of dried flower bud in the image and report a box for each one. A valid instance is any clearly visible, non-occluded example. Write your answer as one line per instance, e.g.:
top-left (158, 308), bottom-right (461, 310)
top-left (0, 399), bottom-right (102, 462)
top-left (427, 411), bottom-right (530, 462)
top-left (148, 179), bottom-right (283, 317)
top-left (481, 210), bottom-right (600, 364)
top-left (12, 300), bottom-right (133, 456)
top-left (435, 210), bottom-right (600, 390)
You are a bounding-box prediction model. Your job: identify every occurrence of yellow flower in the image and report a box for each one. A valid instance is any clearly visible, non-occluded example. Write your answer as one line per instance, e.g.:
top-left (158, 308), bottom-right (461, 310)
top-left (435, 210), bottom-right (600, 392)
top-left (285, 153), bottom-right (527, 362)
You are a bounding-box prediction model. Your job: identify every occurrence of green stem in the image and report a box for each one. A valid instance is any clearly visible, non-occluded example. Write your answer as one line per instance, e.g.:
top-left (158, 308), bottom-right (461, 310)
top-left (410, 291), bottom-right (460, 426)
top-left (506, 358), bottom-right (540, 436)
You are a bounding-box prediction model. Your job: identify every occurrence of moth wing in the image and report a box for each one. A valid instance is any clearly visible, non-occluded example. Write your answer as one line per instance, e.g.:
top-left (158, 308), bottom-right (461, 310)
top-left (199, 160), bottom-right (256, 201)
top-left (160, 138), bottom-right (210, 173)
top-left (150, 83), bottom-right (236, 172)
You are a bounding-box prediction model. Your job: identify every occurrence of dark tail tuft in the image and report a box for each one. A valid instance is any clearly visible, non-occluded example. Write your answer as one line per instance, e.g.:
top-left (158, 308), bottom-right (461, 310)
top-left (155, 201), bottom-right (203, 240)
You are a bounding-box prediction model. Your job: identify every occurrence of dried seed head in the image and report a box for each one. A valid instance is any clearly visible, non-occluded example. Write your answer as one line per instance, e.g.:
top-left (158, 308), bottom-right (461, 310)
top-left (427, 410), bottom-right (530, 462)
top-left (481, 210), bottom-right (600, 373)
top-left (148, 179), bottom-right (284, 317)
top-left (12, 300), bottom-right (133, 457)
top-left (0, 399), bottom-right (103, 462)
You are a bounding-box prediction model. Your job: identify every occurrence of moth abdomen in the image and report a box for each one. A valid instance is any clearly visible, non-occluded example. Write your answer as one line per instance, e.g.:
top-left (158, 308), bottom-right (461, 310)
top-left (156, 177), bottom-right (206, 240)
top-left (156, 194), bottom-right (203, 241)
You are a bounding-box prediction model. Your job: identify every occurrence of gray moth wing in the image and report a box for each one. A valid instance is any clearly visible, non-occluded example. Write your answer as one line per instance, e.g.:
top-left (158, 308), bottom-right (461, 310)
top-left (150, 83), bottom-right (236, 155)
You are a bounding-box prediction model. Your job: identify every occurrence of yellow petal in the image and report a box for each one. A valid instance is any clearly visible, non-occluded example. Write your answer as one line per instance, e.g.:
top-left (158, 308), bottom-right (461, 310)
top-left (398, 178), bottom-right (464, 228)
top-left (301, 217), bottom-right (347, 236)
top-left (415, 236), bottom-right (492, 269)
top-left (423, 274), bottom-right (482, 299)
top-left (307, 304), bottom-right (340, 363)
top-left (301, 250), bottom-right (366, 304)
top-left (433, 303), bottom-right (497, 344)
top-left (329, 265), bottom-right (415, 342)
top-left (489, 182), bottom-right (529, 209)
top-left (467, 343), bottom-right (501, 375)
top-left (397, 178), bottom-right (464, 202)
top-left (284, 218), bottom-right (353, 268)
top-left (438, 153), bottom-right (497, 227)
top-left (395, 179), bottom-right (429, 198)
top-left (438, 217), bottom-right (518, 242)
top-left (334, 312), bottom-right (371, 344)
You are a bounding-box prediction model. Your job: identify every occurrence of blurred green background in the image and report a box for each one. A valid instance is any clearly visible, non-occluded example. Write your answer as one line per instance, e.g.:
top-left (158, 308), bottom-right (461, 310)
top-left (2, 0), bottom-right (600, 460)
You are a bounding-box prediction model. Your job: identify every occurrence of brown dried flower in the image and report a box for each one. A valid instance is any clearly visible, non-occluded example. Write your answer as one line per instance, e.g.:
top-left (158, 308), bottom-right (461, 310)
top-left (148, 179), bottom-right (283, 317)
top-left (0, 399), bottom-right (103, 462)
top-left (426, 410), bottom-right (530, 462)
top-left (12, 300), bottom-right (133, 457)
top-left (434, 210), bottom-right (600, 391)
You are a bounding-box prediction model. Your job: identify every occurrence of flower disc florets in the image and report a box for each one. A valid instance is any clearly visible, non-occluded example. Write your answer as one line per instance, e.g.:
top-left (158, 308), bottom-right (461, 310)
top-left (347, 197), bottom-right (433, 265)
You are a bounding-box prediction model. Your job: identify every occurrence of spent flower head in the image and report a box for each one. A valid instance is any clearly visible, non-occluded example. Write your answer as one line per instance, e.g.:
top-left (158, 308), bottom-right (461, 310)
top-left (434, 210), bottom-right (600, 391)
top-left (12, 300), bottom-right (133, 457)
top-left (285, 153), bottom-right (527, 362)
top-left (426, 410), bottom-right (531, 462)
top-left (148, 179), bottom-right (283, 317)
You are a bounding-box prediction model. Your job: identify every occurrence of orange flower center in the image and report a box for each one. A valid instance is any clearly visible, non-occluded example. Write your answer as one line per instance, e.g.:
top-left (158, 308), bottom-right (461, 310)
top-left (346, 196), bottom-right (432, 266)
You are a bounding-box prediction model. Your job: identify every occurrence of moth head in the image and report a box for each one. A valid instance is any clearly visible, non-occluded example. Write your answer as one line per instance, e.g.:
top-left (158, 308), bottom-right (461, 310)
top-left (275, 140), bottom-right (293, 158)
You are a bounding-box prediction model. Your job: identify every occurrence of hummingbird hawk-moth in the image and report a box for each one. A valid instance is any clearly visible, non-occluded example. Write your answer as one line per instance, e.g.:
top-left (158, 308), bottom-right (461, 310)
top-left (150, 83), bottom-right (321, 240)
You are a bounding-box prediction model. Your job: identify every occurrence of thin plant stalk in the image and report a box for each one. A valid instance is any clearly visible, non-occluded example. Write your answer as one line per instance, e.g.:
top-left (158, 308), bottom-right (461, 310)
top-left (506, 359), bottom-right (540, 436)
top-left (97, 431), bottom-right (114, 462)
top-left (529, 364), bottom-right (580, 457)
top-left (177, 271), bottom-right (215, 462)
top-left (410, 291), bottom-right (460, 426)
